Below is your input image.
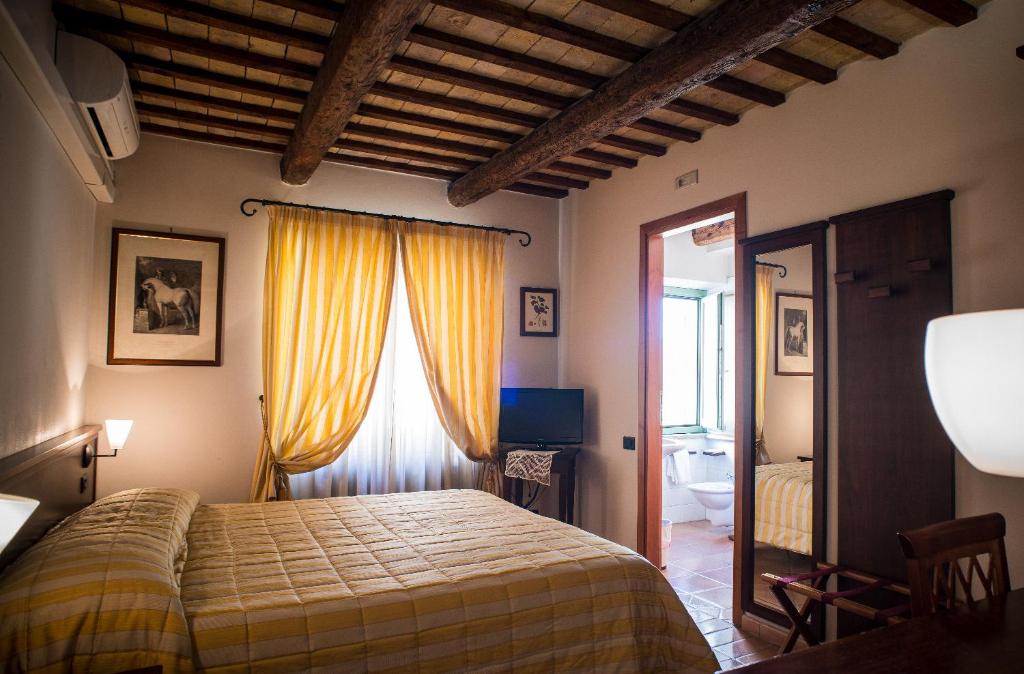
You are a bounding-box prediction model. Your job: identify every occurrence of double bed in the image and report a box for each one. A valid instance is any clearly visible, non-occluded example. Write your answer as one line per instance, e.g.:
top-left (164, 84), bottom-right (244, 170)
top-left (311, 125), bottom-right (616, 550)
top-left (753, 461), bottom-right (813, 556)
top-left (0, 486), bottom-right (719, 673)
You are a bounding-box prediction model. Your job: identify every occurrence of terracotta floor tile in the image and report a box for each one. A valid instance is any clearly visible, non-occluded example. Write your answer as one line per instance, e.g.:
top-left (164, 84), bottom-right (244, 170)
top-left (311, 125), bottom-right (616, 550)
top-left (704, 627), bottom-right (744, 648)
top-left (737, 649), bottom-right (777, 665)
top-left (693, 586), bottom-right (734, 609)
top-left (671, 573), bottom-right (726, 594)
top-left (713, 637), bottom-right (774, 660)
top-left (696, 617), bottom-right (733, 635)
top-left (700, 566), bottom-right (735, 584)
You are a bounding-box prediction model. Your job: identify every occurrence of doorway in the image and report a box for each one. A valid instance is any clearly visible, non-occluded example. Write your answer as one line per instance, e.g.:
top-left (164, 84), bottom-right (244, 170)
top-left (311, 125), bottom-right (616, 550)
top-left (638, 193), bottom-right (747, 582)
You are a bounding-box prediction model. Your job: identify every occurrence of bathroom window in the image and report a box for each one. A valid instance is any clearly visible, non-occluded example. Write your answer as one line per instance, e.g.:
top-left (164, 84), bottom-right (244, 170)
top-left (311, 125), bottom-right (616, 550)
top-left (664, 287), bottom-right (734, 435)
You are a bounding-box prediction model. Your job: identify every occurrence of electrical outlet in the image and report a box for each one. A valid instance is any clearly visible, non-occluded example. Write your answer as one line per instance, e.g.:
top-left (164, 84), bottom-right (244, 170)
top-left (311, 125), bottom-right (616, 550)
top-left (623, 436), bottom-right (636, 451)
top-left (675, 170), bottom-right (698, 190)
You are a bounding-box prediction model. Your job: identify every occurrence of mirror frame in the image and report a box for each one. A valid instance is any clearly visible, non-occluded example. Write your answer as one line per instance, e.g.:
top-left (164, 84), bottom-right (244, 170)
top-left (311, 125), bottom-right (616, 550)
top-left (735, 222), bottom-right (828, 632)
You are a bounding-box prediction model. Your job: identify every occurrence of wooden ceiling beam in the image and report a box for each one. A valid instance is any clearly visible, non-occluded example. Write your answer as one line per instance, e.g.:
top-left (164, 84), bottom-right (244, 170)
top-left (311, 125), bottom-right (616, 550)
top-left (405, 25), bottom-right (737, 127)
top-left (900, 0), bottom-right (976, 26)
top-left (133, 82), bottom-right (299, 123)
top-left (367, 82), bottom-right (637, 167)
top-left (263, 0), bottom-right (345, 22)
top-left (447, 0), bottom-right (861, 206)
top-left (123, 53), bottom-right (308, 103)
top-left (430, 0), bottom-right (645, 62)
top-left (280, 0), bottom-right (428, 184)
top-left (407, 25), bottom-right (603, 89)
top-left (116, 0), bottom-right (328, 52)
top-left (388, 55), bottom-right (697, 145)
top-left (583, 0), bottom-right (899, 62)
top-left (706, 75), bottom-right (786, 107)
top-left (430, 0), bottom-right (788, 107)
top-left (664, 99), bottom-right (739, 126)
top-left (137, 108), bottom-right (579, 194)
top-left (54, 5), bottom-right (317, 79)
top-left (583, 0), bottom-right (836, 84)
top-left (139, 121), bottom-right (568, 199)
top-left (814, 17), bottom-right (900, 59)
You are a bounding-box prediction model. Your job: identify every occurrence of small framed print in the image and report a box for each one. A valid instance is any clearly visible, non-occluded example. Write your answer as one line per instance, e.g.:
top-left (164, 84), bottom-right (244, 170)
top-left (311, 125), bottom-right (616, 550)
top-left (520, 287), bottom-right (558, 337)
top-left (775, 292), bottom-right (813, 376)
top-left (107, 228), bottom-right (225, 366)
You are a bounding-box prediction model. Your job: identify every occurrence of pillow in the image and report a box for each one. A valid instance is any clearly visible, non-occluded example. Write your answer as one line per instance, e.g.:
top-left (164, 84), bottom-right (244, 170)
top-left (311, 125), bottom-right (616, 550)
top-left (0, 488), bottom-right (200, 673)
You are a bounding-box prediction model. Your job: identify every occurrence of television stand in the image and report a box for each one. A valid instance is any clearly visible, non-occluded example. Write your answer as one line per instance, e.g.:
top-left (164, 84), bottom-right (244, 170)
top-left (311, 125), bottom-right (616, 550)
top-left (497, 446), bottom-right (580, 525)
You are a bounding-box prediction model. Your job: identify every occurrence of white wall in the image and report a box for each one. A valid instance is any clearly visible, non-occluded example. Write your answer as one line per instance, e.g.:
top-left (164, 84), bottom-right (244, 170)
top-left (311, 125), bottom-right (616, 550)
top-left (559, 0), bottom-right (1024, 582)
top-left (86, 135), bottom-right (560, 504)
top-left (0, 54), bottom-right (95, 457)
top-left (663, 231), bottom-right (732, 286)
top-left (760, 246), bottom-right (813, 465)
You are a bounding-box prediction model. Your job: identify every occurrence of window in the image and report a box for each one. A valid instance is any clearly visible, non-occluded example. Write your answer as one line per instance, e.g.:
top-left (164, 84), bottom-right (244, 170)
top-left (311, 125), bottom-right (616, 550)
top-left (663, 286), bottom-right (734, 435)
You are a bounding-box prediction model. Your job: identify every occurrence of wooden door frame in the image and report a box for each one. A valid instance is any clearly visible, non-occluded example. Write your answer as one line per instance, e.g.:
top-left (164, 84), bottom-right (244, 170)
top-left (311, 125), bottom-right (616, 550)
top-left (638, 193), bottom-right (747, 570)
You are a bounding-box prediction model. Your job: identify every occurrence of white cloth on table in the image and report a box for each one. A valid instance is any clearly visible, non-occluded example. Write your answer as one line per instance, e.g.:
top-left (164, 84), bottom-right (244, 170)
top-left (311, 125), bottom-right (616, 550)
top-left (504, 449), bottom-right (559, 486)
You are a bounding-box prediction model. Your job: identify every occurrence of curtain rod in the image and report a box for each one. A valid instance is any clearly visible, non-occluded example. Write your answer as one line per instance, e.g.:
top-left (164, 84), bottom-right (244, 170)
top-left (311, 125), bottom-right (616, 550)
top-left (239, 198), bottom-right (531, 247)
top-left (755, 260), bottom-right (788, 278)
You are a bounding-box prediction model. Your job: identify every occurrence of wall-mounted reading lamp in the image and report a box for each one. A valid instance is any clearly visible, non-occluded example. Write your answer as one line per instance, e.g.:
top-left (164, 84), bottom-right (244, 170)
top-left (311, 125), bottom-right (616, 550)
top-left (0, 494), bottom-right (39, 553)
top-left (925, 309), bottom-right (1024, 477)
top-left (99, 419), bottom-right (133, 458)
top-left (82, 420), bottom-right (134, 468)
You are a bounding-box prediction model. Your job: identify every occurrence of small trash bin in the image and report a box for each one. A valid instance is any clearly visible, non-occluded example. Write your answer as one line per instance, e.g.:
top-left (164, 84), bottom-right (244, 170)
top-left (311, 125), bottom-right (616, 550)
top-left (661, 518), bottom-right (672, 551)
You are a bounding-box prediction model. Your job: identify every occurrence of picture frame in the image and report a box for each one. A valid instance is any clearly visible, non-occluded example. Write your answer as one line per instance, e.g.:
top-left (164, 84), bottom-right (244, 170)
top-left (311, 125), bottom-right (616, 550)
top-left (775, 292), bottom-right (813, 376)
top-left (520, 287), bottom-right (558, 337)
top-left (107, 227), bottom-right (225, 366)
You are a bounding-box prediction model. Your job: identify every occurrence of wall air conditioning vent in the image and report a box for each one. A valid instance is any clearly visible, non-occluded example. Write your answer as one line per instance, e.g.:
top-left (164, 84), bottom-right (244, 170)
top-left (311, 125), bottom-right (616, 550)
top-left (56, 32), bottom-right (139, 160)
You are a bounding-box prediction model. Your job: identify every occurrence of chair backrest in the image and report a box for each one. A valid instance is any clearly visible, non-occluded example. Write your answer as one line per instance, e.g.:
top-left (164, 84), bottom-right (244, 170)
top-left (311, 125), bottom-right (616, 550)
top-left (898, 513), bottom-right (1010, 617)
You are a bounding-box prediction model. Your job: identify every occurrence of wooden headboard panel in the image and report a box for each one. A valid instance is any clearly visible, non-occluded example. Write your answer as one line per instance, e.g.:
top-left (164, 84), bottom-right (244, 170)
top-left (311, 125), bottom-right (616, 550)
top-left (0, 425), bottom-right (100, 571)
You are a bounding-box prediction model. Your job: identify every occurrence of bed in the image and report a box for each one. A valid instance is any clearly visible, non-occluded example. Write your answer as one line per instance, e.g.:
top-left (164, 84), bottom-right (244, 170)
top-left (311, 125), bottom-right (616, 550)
top-left (0, 486), bottom-right (719, 673)
top-left (754, 461), bottom-right (813, 556)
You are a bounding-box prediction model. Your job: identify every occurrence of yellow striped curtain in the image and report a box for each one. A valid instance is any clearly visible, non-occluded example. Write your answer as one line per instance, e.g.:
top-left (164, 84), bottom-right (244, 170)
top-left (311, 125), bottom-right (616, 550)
top-left (398, 221), bottom-right (506, 494)
top-left (754, 265), bottom-right (774, 466)
top-left (250, 206), bottom-right (397, 502)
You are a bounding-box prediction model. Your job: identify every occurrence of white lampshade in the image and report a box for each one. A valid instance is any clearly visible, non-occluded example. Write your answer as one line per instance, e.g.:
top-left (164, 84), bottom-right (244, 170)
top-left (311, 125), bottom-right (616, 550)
top-left (105, 419), bottom-right (134, 450)
top-left (925, 309), bottom-right (1024, 477)
top-left (0, 494), bottom-right (39, 552)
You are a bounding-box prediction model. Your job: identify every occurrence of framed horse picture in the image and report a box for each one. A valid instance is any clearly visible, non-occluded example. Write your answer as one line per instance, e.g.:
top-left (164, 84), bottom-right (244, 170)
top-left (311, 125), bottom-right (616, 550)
top-left (775, 291), bottom-right (813, 376)
top-left (107, 228), bottom-right (225, 366)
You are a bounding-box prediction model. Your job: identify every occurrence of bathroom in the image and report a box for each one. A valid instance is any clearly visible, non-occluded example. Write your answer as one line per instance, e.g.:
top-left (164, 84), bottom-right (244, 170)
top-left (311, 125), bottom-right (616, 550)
top-left (660, 216), bottom-right (737, 621)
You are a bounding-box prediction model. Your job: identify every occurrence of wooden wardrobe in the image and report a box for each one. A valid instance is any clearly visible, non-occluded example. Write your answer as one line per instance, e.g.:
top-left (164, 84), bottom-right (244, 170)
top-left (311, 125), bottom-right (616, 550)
top-left (832, 191), bottom-right (956, 613)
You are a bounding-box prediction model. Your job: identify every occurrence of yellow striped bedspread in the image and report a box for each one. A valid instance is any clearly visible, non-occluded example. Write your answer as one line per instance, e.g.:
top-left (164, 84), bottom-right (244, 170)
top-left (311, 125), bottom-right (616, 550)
top-left (180, 489), bottom-right (718, 673)
top-left (754, 462), bottom-right (813, 556)
top-left (0, 488), bottom-right (199, 673)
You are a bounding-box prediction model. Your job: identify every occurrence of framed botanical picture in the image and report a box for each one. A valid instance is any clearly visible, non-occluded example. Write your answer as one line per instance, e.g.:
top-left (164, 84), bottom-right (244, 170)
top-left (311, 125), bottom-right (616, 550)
top-left (520, 287), bottom-right (558, 337)
top-left (107, 228), bottom-right (225, 366)
top-left (775, 292), bottom-right (813, 376)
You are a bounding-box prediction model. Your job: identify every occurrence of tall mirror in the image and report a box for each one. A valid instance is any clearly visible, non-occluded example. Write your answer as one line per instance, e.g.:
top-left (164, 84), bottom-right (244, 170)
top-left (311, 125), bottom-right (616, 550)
top-left (738, 225), bottom-right (827, 630)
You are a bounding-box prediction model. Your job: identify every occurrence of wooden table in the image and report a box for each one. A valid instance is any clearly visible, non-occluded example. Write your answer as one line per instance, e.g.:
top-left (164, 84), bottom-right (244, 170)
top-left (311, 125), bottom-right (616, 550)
top-left (498, 446), bottom-right (579, 525)
top-left (730, 588), bottom-right (1024, 673)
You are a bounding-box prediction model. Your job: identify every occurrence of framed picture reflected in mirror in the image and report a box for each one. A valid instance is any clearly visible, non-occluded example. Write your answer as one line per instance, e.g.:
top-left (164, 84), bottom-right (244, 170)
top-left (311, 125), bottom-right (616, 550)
top-left (775, 292), bottom-right (813, 376)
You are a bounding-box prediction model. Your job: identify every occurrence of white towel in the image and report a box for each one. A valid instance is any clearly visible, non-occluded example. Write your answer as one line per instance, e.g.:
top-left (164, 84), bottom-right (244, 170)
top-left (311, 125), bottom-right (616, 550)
top-left (671, 450), bottom-right (692, 484)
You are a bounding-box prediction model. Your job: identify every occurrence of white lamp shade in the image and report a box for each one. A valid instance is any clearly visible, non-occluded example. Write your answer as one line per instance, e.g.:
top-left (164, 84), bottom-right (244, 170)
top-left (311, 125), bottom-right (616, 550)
top-left (0, 494), bottom-right (39, 552)
top-left (105, 419), bottom-right (134, 450)
top-left (925, 309), bottom-right (1024, 477)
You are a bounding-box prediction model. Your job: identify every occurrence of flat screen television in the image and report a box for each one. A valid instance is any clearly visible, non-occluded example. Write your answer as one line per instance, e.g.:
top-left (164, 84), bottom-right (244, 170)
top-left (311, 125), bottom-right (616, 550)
top-left (498, 388), bottom-right (584, 447)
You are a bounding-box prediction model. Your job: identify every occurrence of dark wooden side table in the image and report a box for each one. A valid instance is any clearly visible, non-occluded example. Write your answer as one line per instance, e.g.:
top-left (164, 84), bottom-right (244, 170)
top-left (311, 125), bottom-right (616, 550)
top-left (497, 446), bottom-right (580, 525)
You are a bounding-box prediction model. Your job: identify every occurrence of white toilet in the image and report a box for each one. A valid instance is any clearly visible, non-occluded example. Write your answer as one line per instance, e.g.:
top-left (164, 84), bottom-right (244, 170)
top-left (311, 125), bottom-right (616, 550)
top-left (687, 481), bottom-right (735, 526)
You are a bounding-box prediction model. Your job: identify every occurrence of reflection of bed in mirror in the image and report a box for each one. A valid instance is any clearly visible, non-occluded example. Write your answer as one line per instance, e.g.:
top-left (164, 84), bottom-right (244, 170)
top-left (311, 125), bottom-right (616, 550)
top-left (754, 461), bottom-right (812, 556)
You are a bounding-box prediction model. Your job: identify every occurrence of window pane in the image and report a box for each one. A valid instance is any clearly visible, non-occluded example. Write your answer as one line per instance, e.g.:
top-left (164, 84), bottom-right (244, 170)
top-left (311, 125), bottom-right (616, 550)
top-left (701, 293), bottom-right (721, 430)
top-left (722, 293), bottom-right (736, 433)
top-left (663, 296), bottom-right (699, 427)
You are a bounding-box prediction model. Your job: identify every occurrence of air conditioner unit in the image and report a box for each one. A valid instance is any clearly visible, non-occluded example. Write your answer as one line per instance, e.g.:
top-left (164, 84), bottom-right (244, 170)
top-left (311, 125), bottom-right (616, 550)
top-left (56, 32), bottom-right (139, 160)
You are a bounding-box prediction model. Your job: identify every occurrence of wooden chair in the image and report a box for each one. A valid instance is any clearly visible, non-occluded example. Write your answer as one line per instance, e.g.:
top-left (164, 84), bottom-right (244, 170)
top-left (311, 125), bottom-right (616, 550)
top-left (897, 513), bottom-right (1010, 617)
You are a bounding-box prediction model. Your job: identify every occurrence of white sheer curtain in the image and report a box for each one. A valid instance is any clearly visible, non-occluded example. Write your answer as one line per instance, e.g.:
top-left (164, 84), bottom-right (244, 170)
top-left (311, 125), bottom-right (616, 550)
top-left (291, 257), bottom-right (480, 498)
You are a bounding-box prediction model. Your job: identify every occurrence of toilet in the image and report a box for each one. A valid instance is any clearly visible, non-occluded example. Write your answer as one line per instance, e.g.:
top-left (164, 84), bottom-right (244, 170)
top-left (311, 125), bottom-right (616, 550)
top-left (687, 481), bottom-right (735, 526)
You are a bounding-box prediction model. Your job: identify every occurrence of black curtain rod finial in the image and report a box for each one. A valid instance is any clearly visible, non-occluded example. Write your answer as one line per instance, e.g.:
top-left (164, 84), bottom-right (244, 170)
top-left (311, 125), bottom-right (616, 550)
top-left (238, 198), bottom-right (531, 247)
